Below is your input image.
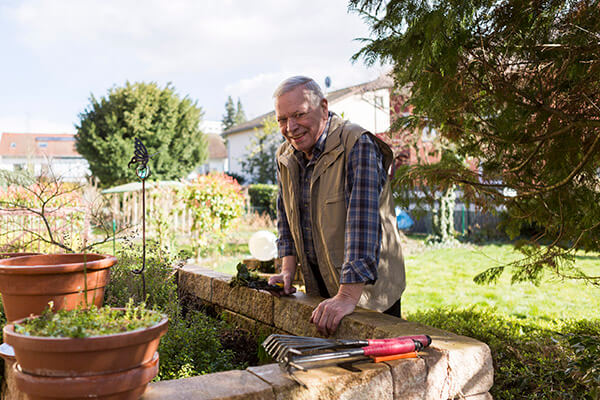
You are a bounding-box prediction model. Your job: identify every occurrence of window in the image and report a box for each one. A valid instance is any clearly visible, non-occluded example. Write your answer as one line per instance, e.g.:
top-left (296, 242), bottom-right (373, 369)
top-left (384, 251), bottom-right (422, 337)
top-left (38, 142), bottom-right (48, 148)
top-left (10, 142), bottom-right (16, 148)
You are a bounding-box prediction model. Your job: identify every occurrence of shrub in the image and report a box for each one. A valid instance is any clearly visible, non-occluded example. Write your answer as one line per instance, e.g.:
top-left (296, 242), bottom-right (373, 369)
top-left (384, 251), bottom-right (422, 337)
top-left (247, 184), bottom-right (278, 219)
top-left (408, 306), bottom-right (600, 399)
top-left (182, 173), bottom-right (245, 256)
top-left (157, 311), bottom-right (239, 380)
top-left (102, 240), bottom-right (245, 380)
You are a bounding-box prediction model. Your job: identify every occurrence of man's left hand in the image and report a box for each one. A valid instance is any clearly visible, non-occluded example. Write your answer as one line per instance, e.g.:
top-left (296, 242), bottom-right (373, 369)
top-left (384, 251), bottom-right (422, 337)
top-left (309, 283), bottom-right (364, 336)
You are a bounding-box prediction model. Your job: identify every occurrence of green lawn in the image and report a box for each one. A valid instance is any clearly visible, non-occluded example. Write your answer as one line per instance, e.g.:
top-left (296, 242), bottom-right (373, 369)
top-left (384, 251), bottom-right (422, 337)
top-left (402, 241), bottom-right (600, 323)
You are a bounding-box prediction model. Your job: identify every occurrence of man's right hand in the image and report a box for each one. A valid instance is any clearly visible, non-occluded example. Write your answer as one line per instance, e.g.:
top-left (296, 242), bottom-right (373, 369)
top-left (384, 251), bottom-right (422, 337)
top-left (268, 255), bottom-right (297, 297)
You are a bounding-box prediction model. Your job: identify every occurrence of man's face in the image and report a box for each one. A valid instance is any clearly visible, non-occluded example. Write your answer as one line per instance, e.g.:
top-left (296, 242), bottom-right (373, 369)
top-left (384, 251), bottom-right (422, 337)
top-left (275, 85), bottom-right (328, 159)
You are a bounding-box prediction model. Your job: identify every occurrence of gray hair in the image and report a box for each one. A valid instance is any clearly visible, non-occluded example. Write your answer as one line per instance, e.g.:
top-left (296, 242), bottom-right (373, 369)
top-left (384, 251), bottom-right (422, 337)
top-left (273, 76), bottom-right (324, 107)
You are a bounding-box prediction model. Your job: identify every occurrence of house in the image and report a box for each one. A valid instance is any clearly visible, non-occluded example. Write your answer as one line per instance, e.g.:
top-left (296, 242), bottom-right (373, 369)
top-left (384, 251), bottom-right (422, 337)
top-left (0, 132), bottom-right (90, 181)
top-left (222, 74), bottom-right (395, 181)
top-left (191, 133), bottom-right (228, 177)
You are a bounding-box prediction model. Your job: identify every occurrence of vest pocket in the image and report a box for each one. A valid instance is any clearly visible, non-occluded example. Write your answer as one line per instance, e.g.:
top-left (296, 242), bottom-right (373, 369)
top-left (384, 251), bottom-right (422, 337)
top-left (321, 191), bottom-right (346, 267)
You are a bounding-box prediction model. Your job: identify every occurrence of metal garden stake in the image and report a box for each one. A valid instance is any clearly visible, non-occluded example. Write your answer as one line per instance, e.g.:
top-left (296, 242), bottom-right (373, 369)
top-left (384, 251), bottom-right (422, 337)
top-left (128, 137), bottom-right (158, 299)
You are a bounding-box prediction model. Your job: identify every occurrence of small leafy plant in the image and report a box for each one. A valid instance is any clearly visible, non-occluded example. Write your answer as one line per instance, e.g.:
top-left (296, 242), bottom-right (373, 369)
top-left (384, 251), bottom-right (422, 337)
top-left (14, 300), bottom-right (163, 338)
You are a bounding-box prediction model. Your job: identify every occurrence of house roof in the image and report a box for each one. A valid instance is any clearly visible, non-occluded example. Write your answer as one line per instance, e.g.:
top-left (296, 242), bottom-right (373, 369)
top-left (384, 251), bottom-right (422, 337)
top-left (0, 133), bottom-right (80, 158)
top-left (206, 133), bottom-right (227, 159)
top-left (222, 74), bottom-right (394, 137)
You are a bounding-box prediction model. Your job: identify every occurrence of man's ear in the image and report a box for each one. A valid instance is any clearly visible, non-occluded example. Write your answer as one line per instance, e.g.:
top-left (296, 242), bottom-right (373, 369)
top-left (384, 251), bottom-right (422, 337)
top-left (320, 98), bottom-right (328, 115)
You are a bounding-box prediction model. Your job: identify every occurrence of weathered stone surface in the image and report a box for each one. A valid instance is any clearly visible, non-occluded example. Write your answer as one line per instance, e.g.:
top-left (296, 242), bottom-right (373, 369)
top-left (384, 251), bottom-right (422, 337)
top-left (176, 266), bottom-right (495, 400)
top-left (273, 293), bottom-right (322, 337)
top-left (383, 356), bottom-right (428, 399)
top-left (372, 320), bottom-right (492, 398)
top-left (248, 360), bottom-right (393, 400)
top-left (143, 370), bottom-right (275, 400)
top-left (2, 360), bottom-right (27, 400)
top-left (210, 274), bottom-right (274, 325)
top-left (178, 267), bottom-right (212, 302)
top-left (439, 334), bottom-right (494, 397)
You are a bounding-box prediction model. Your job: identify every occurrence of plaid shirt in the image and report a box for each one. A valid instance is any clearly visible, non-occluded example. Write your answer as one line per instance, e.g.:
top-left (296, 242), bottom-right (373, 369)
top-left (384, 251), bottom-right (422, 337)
top-left (277, 116), bottom-right (386, 285)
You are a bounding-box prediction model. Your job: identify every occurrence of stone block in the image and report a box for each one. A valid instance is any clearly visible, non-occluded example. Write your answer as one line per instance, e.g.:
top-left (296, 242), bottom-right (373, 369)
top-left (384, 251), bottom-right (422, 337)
top-left (2, 360), bottom-right (27, 400)
top-left (248, 360), bottom-right (393, 400)
top-left (143, 370), bottom-right (275, 400)
top-left (178, 268), bottom-right (212, 302)
top-left (372, 321), bottom-right (493, 398)
top-left (273, 293), bottom-right (322, 337)
top-left (211, 277), bottom-right (274, 325)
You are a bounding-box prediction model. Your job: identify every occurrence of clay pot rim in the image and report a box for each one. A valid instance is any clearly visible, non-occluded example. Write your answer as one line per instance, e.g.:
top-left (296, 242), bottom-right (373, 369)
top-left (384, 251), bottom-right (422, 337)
top-left (0, 253), bottom-right (118, 275)
top-left (0, 252), bottom-right (42, 259)
top-left (13, 352), bottom-right (159, 397)
top-left (3, 309), bottom-right (168, 352)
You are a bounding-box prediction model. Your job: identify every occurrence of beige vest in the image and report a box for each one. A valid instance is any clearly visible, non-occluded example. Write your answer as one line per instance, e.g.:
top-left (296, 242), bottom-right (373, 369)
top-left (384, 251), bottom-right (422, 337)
top-left (276, 114), bottom-right (405, 312)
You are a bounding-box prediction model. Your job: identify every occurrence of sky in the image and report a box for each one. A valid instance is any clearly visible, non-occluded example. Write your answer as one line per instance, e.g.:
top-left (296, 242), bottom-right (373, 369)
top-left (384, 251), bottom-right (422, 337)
top-left (0, 0), bottom-right (389, 134)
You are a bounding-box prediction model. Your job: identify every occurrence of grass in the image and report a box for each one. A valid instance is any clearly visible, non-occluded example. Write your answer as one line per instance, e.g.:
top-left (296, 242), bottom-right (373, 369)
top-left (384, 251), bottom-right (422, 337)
top-left (402, 238), bottom-right (600, 323)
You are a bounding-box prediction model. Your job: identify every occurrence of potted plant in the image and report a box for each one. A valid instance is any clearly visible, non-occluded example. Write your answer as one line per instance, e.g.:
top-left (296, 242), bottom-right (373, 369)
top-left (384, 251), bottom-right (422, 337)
top-left (3, 301), bottom-right (168, 400)
top-left (0, 253), bottom-right (117, 323)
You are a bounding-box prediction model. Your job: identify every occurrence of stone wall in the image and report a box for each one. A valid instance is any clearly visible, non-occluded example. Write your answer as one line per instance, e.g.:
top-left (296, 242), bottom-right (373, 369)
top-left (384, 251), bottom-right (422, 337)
top-left (142, 264), bottom-right (494, 400)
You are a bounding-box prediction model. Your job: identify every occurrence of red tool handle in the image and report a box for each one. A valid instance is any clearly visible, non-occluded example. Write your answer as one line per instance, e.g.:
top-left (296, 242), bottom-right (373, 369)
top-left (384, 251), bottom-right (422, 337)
top-left (362, 338), bottom-right (418, 357)
top-left (367, 334), bottom-right (431, 348)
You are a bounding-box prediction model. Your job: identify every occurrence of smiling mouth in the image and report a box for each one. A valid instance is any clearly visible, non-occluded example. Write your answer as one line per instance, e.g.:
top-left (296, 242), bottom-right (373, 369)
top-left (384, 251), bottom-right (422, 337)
top-left (288, 132), bottom-right (305, 140)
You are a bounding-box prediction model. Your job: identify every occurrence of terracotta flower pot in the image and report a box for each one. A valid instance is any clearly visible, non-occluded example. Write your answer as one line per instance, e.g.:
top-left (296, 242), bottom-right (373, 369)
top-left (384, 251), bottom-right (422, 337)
top-left (0, 253), bottom-right (117, 323)
top-left (0, 252), bottom-right (41, 259)
top-left (12, 352), bottom-right (159, 400)
top-left (3, 311), bottom-right (168, 377)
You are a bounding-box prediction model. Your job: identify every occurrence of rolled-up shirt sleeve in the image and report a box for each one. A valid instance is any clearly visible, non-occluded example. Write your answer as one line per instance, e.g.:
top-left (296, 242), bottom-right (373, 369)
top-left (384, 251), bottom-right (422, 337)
top-left (340, 134), bottom-right (386, 285)
top-left (276, 179), bottom-right (297, 258)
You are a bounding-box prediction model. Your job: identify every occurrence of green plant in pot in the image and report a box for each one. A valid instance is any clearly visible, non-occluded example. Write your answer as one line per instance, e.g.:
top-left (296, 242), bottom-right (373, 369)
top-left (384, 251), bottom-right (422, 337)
top-left (2, 300), bottom-right (168, 400)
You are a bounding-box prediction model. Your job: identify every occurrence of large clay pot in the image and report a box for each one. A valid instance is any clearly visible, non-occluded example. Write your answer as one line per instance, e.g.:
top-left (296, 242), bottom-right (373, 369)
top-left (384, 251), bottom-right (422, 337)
top-left (0, 253), bottom-right (117, 323)
top-left (0, 252), bottom-right (41, 259)
top-left (3, 311), bottom-right (168, 377)
top-left (11, 352), bottom-right (159, 400)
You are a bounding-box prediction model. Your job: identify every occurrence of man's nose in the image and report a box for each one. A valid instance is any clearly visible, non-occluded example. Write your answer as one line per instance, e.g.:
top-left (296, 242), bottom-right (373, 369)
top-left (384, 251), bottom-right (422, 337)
top-left (287, 118), bottom-right (297, 131)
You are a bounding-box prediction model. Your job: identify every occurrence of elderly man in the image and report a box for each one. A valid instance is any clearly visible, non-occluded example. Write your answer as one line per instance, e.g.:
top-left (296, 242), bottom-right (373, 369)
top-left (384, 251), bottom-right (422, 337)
top-left (268, 76), bottom-right (405, 336)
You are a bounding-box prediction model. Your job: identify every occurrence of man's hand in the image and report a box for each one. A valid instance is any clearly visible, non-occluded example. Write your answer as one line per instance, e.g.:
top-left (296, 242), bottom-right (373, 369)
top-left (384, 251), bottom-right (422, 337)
top-left (310, 282), bottom-right (364, 336)
top-left (267, 255), bottom-right (297, 297)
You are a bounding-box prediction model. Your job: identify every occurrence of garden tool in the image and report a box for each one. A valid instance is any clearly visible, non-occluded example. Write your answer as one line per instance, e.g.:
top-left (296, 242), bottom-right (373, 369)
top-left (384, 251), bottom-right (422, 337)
top-left (262, 333), bottom-right (431, 363)
top-left (277, 339), bottom-right (425, 388)
top-left (281, 336), bottom-right (426, 371)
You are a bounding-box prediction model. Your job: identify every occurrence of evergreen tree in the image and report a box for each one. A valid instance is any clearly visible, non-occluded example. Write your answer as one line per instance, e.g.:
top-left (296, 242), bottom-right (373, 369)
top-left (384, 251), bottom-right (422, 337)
top-left (222, 96), bottom-right (236, 131)
top-left (240, 115), bottom-right (282, 184)
top-left (235, 98), bottom-right (247, 126)
top-left (351, 0), bottom-right (600, 284)
top-left (75, 82), bottom-right (207, 187)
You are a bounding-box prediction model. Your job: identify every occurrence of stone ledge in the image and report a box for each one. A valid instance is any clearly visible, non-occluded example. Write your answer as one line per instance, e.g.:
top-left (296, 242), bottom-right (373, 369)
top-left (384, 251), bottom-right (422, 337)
top-left (155, 265), bottom-right (495, 400)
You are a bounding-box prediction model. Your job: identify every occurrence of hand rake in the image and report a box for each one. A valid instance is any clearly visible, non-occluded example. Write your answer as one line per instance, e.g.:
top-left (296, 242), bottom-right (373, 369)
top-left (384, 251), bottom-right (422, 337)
top-left (262, 333), bottom-right (431, 363)
top-left (266, 336), bottom-right (430, 388)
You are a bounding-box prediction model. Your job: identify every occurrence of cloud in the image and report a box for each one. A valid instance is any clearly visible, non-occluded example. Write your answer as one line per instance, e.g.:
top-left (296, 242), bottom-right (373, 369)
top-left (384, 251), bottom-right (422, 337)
top-left (2, 0), bottom-right (387, 124)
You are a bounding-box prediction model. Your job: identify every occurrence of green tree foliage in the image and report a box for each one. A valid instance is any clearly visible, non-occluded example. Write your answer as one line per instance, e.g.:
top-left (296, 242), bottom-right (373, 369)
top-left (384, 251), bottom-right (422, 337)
top-left (222, 96), bottom-right (247, 131)
top-left (351, 0), bottom-right (600, 284)
top-left (222, 96), bottom-right (237, 131)
top-left (75, 82), bottom-right (207, 187)
top-left (235, 97), bottom-right (247, 126)
top-left (240, 115), bottom-right (282, 184)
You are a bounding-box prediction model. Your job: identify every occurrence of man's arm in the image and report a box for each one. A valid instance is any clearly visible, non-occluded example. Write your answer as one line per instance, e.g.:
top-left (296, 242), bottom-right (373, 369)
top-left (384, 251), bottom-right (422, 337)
top-left (311, 134), bottom-right (386, 335)
top-left (268, 180), bottom-right (297, 295)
